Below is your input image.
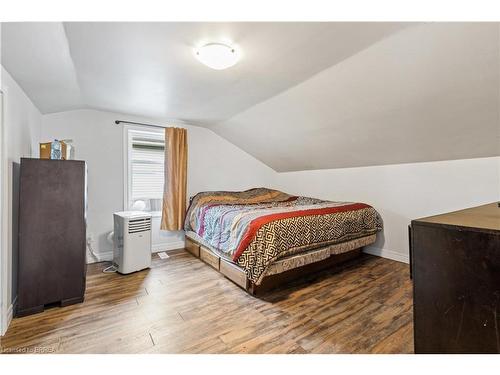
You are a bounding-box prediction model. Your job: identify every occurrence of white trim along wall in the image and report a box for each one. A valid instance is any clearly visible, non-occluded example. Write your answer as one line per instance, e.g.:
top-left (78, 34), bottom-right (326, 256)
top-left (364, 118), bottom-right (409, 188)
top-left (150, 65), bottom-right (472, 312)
top-left (0, 86), bottom-right (7, 335)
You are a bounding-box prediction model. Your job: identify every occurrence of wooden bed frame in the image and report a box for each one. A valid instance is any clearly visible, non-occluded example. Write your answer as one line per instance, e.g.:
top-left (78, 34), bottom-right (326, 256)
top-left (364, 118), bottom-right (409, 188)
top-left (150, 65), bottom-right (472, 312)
top-left (184, 235), bottom-right (374, 295)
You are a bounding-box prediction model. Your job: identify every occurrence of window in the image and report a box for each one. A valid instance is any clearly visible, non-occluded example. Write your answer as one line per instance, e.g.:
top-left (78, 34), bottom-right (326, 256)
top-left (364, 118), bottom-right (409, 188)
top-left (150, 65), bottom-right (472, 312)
top-left (125, 129), bottom-right (165, 212)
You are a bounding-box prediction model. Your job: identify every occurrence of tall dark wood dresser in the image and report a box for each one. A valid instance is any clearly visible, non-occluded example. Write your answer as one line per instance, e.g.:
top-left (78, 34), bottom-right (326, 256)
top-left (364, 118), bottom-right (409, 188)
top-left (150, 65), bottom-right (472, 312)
top-left (17, 158), bottom-right (87, 317)
top-left (410, 203), bottom-right (500, 353)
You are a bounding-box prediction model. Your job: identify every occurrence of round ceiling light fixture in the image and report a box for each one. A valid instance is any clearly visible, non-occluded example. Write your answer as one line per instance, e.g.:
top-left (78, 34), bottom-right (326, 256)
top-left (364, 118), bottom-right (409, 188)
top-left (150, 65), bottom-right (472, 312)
top-left (194, 43), bottom-right (239, 70)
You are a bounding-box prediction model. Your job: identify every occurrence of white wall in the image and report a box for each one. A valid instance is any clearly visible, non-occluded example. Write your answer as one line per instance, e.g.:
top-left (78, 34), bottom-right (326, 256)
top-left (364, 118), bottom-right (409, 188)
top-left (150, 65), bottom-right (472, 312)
top-left (1, 66), bottom-right (42, 334)
top-left (41, 108), bottom-right (500, 265)
top-left (276, 157), bottom-right (500, 263)
top-left (41, 109), bottom-right (278, 260)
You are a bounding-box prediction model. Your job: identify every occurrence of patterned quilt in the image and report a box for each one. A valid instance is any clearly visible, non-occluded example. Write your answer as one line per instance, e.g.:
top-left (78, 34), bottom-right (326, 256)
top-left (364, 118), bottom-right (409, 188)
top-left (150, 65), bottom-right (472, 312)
top-left (184, 188), bottom-right (382, 283)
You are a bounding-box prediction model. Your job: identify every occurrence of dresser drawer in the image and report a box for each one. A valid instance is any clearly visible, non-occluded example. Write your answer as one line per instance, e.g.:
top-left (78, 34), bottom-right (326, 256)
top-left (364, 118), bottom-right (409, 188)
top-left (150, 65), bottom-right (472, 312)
top-left (185, 238), bottom-right (200, 257)
top-left (220, 259), bottom-right (247, 289)
top-left (200, 246), bottom-right (220, 270)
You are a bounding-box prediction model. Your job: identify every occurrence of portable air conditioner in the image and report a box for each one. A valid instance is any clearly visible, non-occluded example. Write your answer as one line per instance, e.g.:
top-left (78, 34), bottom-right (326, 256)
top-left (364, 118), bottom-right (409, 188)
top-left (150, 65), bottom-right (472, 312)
top-left (113, 211), bottom-right (152, 274)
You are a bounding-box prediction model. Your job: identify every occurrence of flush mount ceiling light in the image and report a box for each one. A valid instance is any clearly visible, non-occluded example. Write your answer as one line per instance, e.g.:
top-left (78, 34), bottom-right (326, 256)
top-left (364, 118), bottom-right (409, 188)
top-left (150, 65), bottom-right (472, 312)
top-left (194, 43), bottom-right (239, 70)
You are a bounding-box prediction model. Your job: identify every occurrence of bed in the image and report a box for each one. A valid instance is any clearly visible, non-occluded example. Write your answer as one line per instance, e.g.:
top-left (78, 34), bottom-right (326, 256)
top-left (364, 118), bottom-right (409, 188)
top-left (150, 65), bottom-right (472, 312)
top-left (184, 188), bottom-right (382, 294)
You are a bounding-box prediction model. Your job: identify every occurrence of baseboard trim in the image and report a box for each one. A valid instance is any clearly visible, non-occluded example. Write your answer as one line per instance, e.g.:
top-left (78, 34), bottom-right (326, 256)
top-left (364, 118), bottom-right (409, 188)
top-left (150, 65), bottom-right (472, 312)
top-left (87, 250), bottom-right (113, 263)
top-left (86, 240), bottom-right (187, 264)
top-left (92, 242), bottom-right (408, 264)
top-left (363, 246), bottom-right (409, 264)
top-left (152, 240), bottom-right (186, 253)
top-left (1, 296), bottom-right (16, 336)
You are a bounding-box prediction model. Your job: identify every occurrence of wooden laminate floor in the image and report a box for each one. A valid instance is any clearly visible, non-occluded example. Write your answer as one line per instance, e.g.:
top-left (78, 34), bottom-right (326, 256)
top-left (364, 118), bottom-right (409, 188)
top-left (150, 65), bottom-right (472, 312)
top-left (0, 250), bottom-right (413, 354)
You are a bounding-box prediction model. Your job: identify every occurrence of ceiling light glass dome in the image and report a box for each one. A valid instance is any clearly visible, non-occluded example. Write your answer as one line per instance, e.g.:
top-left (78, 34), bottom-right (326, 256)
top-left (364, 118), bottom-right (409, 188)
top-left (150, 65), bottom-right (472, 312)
top-left (195, 43), bottom-right (239, 70)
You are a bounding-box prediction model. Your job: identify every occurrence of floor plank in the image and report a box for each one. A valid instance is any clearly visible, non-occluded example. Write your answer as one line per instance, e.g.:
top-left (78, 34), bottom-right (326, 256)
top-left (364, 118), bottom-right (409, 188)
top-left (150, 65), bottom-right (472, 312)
top-left (0, 250), bottom-right (414, 354)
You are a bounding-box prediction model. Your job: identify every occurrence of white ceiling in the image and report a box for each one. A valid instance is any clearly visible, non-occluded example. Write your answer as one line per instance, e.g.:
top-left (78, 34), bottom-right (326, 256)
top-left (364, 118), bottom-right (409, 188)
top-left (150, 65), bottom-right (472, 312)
top-left (2, 22), bottom-right (498, 171)
top-left (1, 22), bottom-right (83, 113)
top-left (1, 22), bottom-right (410, 124)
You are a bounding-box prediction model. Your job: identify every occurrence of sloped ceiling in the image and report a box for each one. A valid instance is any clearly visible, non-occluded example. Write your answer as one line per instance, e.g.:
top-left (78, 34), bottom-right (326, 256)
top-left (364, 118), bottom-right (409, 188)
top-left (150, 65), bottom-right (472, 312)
top-left (214, 23), bottom-right (500, 171)
top-left (1, 22), bottom-right (84, 113)
top-left (1, 22), bottom-right (409, 124)
top-left (2, 22), bottom-right (499, 171)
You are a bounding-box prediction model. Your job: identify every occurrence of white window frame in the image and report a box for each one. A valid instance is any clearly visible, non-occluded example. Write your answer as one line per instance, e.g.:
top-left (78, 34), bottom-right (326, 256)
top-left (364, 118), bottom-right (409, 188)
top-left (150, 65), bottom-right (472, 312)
top-left (122, 125), bottom-right (165, 213)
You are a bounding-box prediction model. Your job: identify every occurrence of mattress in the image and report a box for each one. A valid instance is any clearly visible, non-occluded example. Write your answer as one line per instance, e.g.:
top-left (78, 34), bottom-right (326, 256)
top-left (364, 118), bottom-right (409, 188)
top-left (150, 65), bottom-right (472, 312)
top-left (185, 188), bottom-right (382, 283)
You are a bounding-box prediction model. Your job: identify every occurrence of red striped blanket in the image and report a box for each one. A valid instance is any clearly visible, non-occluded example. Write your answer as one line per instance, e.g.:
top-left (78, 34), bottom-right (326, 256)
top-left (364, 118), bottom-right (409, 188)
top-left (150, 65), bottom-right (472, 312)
top-left (185, 188), bottom-right (382, 283)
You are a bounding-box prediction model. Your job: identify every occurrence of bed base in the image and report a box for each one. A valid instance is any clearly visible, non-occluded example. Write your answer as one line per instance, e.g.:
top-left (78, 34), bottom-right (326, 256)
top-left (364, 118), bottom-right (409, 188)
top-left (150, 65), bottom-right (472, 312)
top-left (184, 236), bottom-right (370, 295)
top-left (247, 248), bottom-right (362, 295)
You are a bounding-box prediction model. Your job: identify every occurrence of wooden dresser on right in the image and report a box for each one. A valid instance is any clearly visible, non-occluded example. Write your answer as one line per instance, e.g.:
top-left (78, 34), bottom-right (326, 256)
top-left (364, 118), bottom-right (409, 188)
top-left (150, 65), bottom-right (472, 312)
top-left (410, 203), bottom-right (500, 353)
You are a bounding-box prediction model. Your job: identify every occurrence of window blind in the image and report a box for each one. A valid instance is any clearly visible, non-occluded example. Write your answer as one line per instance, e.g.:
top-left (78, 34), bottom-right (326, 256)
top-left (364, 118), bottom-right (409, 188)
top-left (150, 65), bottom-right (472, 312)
top-left (129, 130), bottom-right (165, 201)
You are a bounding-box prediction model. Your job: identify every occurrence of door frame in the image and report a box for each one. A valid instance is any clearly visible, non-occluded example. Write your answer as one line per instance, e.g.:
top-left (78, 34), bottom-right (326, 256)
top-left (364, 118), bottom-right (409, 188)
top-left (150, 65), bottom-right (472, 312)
top-left (0, 84), bottom-right (13, 336)
top-left (0, 87), bottom-right (7, 335)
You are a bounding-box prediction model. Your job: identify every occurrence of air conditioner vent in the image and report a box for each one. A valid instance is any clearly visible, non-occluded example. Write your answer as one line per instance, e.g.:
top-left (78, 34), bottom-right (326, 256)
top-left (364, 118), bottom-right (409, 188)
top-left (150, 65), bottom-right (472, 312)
top-left (128, 217), bottom-right (151, 234)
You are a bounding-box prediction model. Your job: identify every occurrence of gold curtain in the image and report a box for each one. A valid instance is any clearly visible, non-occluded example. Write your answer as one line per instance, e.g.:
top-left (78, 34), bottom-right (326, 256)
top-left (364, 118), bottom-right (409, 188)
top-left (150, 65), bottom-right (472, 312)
top-left (161, 127), bottom-right (188, 231)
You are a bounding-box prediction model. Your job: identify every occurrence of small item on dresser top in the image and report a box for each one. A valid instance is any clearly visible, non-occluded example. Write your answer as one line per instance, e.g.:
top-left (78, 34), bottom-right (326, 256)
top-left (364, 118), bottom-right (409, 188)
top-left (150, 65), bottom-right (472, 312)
top-left (63, 139), bottom-right (75, 159)
top-left (39, 139), bottom-right (74, 160)
top-left (50, 140), bottom-right (63, 159)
